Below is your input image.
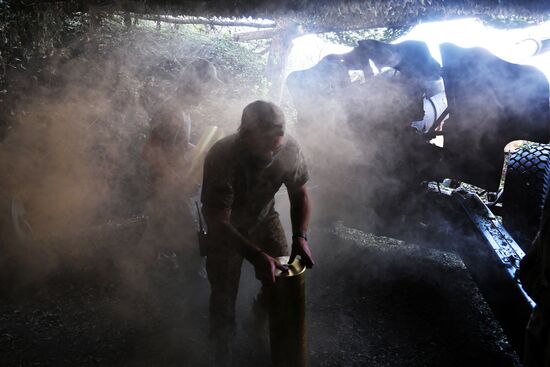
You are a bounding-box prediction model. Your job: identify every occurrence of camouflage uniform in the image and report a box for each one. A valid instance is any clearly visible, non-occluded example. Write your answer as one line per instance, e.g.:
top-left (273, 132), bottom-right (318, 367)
top-left (201, 132), bottom-right (308, 341)
top-left (140, 98), bottom-right (198, 270)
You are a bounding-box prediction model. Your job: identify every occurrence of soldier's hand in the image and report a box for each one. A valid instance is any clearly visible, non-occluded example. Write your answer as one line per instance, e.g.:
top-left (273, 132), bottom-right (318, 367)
top-left (253, 251), bottom-right (288, 285)
top-left (289, 237), bottom-right (314, 269)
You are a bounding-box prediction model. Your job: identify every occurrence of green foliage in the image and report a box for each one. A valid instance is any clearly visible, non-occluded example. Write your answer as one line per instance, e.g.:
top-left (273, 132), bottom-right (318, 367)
top-left (481, 15), bottom-right (548, 30)
top-left (0, 3), bottom-right (93, 139)
top-left (0, 5), bottom-right (268, 95)
top-left (0, 6), bottom-right (269, 142)
top-left (0, 3), bottom-right (89, 78)
top-left (129, 20), bottom-right (268, 95)
top-left (319, 26), bottom-right (413, 47)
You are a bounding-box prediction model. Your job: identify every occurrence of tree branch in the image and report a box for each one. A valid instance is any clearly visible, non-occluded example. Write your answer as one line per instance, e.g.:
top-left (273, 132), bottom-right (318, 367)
top-left (233, 28), bottom-right (281, 41)
top-left (127, 14), bottom-right (276, 28)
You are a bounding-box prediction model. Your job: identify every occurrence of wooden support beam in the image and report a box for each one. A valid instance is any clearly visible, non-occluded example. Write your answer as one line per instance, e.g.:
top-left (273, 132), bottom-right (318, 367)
top-left (233, 28), bottom-right (280, 41)
top-left (127, 14), bottom-right (276, 29)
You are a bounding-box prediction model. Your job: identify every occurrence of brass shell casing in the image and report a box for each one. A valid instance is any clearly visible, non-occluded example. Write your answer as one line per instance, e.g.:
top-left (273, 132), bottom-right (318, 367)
top-left (269, 257), bottom-right (308, 367)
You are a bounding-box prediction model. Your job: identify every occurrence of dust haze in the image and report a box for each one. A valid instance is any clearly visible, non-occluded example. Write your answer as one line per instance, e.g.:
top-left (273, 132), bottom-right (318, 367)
top-left (0, 15), bottom-right (507, 292)
top-left (0, 25), bottom-right (262, 286)
top-left (0, 11), bottom-right (541, 367)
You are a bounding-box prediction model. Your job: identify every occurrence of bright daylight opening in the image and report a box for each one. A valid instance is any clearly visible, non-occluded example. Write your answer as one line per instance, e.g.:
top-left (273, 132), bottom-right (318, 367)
top-left (288, 18), bottom-right (550, 78)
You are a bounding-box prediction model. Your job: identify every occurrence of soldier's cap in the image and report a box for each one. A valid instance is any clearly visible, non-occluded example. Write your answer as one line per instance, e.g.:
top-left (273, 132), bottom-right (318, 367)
top-left (181, 58), bottom-right (224, 88)
top-left (239, 100), bottom-right (285, 137)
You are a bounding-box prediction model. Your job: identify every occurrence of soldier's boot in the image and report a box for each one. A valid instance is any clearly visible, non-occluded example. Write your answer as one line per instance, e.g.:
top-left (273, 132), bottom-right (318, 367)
top-left (211, 328), bottom-right (235, 367)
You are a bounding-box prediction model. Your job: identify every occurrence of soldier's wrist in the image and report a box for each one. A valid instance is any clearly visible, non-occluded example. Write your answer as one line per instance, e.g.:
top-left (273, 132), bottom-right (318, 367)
top-left (292, 231), bottom-right (308, 241)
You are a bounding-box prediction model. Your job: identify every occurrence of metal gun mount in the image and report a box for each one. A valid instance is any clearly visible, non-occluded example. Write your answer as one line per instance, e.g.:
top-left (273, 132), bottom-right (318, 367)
top-left (427, 181), bottom-right (535, 308)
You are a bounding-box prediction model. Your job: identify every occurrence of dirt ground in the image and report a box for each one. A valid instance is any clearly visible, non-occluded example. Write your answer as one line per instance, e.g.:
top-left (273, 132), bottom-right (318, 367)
top-left (0, 216), bottom-right (522, 367)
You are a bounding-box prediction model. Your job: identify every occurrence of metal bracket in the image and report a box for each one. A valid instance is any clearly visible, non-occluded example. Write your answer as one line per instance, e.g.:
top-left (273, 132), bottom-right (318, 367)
top-left (427, 181), bottom-right (536, 308)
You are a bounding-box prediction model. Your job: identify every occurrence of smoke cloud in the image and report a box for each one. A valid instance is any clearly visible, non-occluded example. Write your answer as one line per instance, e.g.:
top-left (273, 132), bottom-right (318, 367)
top-left (0, 12), bottom-right (539, 366)
top-left (0, 24), bottom-right (267, 286)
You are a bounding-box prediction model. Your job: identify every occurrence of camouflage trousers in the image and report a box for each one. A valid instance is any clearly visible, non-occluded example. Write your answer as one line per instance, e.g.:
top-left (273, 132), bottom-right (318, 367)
top-left (206, 212), bottom-right (289, 340)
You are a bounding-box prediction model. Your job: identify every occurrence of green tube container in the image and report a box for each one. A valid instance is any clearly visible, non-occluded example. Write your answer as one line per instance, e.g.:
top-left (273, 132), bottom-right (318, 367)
top-left (269, 257), bottom-right (308, 367)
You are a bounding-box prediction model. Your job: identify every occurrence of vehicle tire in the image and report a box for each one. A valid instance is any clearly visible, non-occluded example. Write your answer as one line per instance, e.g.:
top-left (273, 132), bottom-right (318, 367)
top-left (502, 143), bottom-right (550, 250)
